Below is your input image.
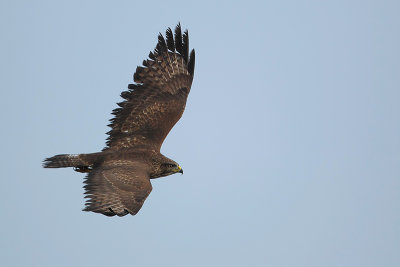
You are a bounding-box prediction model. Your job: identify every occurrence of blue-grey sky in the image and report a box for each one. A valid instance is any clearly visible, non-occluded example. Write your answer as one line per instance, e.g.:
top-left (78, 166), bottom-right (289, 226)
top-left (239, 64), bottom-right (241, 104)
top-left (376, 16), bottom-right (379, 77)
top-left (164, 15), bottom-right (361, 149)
top-left (1, 1), bottom-right (399, 266)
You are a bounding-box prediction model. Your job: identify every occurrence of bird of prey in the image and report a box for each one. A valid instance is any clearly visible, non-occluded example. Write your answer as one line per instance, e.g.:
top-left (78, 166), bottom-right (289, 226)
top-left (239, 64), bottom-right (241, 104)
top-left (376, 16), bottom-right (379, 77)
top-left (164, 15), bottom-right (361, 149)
top-left (43, 23), bottom-right (195, 217)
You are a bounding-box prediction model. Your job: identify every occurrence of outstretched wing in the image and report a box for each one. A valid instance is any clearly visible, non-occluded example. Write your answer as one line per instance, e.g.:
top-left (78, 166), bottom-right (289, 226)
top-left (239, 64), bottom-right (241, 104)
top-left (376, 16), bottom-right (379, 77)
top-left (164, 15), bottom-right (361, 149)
top-left (83, 161), bottom-right (152, 216)
top-left (105, 23), bottom-right (195, 151)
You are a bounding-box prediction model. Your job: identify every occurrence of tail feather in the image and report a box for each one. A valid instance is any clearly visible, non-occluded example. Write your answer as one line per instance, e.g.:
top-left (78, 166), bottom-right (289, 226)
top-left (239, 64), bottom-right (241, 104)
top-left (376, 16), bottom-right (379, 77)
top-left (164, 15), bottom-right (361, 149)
top-left (43, 153), bottom-right (100, 171)
top-left (43, 154), bottom-right (80, 168)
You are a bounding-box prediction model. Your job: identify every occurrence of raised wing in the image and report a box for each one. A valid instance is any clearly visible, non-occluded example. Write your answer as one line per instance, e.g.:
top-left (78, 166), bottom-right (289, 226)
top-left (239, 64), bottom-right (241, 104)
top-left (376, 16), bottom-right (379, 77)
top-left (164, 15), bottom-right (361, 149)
top-left (105, 23), bottom-right (195, 151)
top-left (83, 160), bottom-right (152, 216)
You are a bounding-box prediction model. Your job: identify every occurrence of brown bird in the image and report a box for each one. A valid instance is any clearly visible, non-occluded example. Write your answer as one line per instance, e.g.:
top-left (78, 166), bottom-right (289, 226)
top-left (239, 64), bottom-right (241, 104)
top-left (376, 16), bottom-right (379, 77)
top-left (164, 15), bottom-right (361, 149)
top-left (43, 23), bottom-right (195, 217)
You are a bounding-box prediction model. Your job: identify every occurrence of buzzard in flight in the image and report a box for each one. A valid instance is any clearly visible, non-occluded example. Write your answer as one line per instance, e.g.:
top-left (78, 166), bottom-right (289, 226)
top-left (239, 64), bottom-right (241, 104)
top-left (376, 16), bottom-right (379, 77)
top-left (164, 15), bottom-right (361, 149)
top-left (43, 24), bottom-right (195, 217)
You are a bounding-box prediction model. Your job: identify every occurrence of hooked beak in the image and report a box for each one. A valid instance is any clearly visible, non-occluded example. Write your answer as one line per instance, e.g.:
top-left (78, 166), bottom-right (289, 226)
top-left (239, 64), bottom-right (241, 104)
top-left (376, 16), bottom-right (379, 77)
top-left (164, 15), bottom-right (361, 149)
top-left (178, 165), bottom-right (183, 174)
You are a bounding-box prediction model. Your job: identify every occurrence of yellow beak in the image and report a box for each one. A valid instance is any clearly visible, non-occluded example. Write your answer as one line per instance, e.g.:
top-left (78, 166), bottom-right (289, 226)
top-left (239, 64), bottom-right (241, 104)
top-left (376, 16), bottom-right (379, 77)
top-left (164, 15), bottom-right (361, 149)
top-left (177, 165), bottom-right (183, 174)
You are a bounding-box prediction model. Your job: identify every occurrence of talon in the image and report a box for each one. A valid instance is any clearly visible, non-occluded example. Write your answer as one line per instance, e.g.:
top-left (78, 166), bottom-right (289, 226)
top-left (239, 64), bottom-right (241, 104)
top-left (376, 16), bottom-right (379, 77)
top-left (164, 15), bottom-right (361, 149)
top-left (74, 166), bottom-right (92, 173)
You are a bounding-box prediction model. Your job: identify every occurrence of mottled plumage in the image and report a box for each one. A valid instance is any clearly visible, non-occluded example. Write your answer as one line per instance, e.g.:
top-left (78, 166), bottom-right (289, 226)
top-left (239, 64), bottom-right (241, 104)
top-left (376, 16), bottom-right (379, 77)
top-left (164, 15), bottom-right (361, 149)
top-left (43, 24), bottom-right (195, 216)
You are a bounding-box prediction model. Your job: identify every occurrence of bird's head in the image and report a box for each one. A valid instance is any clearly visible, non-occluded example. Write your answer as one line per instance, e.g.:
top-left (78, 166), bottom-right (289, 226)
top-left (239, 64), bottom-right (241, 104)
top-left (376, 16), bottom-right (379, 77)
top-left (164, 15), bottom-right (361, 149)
top-left (160, 161), bottom-right (183, 176)
top-left (150, 155), bottom-right (183, 179)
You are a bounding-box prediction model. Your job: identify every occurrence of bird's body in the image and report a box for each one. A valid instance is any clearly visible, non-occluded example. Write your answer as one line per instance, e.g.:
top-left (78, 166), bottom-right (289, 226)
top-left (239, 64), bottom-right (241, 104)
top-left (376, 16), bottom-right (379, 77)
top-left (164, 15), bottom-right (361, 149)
top-left (43, 24), bottom-right (195, 217)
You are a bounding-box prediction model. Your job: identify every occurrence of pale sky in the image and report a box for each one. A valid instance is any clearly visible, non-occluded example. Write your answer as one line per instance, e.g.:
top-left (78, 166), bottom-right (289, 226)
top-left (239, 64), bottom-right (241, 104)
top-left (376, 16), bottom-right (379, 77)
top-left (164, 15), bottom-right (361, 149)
top-left (1, 1), bottom-right (399, 266)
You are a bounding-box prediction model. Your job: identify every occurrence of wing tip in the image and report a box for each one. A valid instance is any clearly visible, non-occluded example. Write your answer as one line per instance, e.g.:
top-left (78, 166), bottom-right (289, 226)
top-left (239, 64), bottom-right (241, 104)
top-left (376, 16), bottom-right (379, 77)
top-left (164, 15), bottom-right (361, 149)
top-left (188, 48), bottom-right (195, 76)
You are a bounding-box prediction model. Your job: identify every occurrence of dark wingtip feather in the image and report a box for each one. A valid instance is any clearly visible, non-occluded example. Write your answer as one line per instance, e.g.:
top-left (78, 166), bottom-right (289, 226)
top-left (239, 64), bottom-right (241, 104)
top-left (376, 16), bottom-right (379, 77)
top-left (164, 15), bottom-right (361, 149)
top-left (133, 67), bottom-right (144, 83)
top-left (174, 23), bottom-right (183, 54)
top-left (165, 27), bottom-right (175, 52)
top-left (148, 51), bottom-right (156, 60)
top-left (121, 91), bottom-right (131, 99)
top-left (127, 84), bottom-right (136, 90)
top-left (111, 107), bottom-right (122, 115)
top-left (182, 30), bottom-right (189, 62)
top-left (155, 33), bottom-right (167, 54)
top-left (188, 49), bottom-right (195, 76)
